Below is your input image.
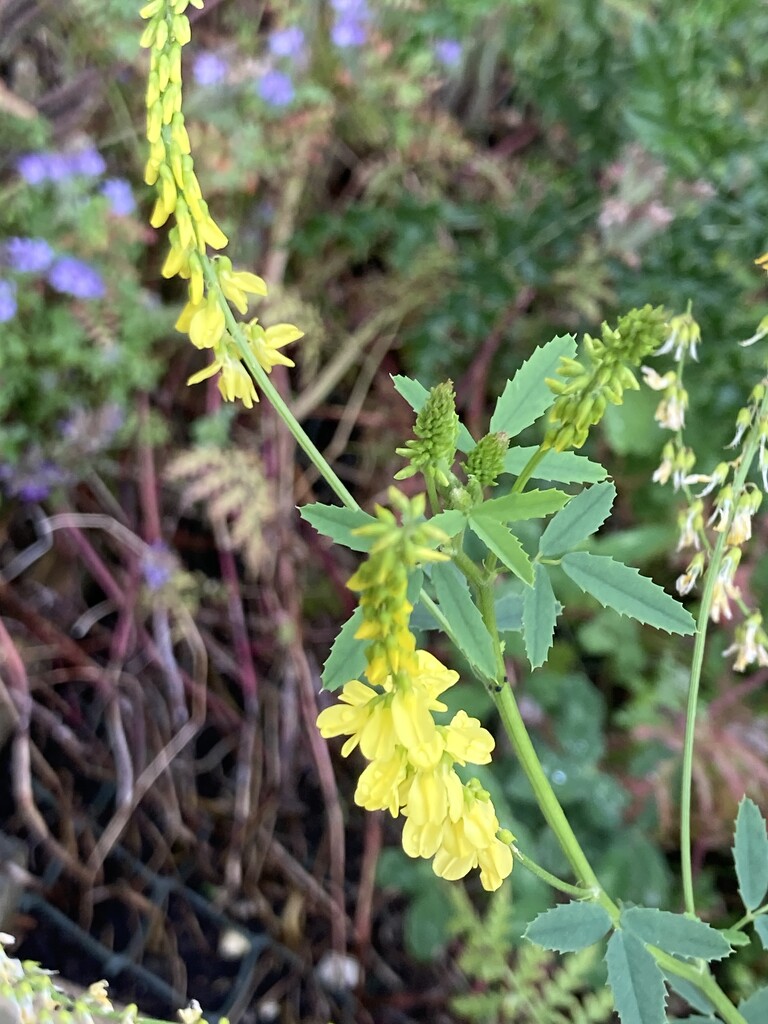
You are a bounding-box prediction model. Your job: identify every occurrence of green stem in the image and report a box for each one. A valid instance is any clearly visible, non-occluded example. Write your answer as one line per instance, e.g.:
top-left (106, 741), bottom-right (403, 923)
top-left (202, 257), bottom-right (359, 511)
top-left (512, 445), bottom-right (548, 494)
top-left (652, 948), bottom-right (748, 1024)
top-left (680, 384), bottom-right (768, 915)
top-left (511, 845), bottom-right (595, 899)
top-left (733, 900), bottom-right (768, 931)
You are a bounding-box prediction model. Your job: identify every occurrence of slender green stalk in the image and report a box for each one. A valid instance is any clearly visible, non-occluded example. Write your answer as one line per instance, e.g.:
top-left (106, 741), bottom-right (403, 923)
top-left (680, 385), bottom-right (768, 915)
top-left (511, 445), bottom-right (548, 494)
top-left (202, 257), bottom-right (359, 511)
top-left (511, 845), bottom-right (595, 899)
top-left (652, 949), bottom-right (748, 1024)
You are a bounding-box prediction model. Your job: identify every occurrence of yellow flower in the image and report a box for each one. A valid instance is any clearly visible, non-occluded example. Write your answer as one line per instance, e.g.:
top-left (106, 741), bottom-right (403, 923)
top-left (442, 710), bottom-right (495, 766)
top-left (430, 786), bottom-right (513, 891)
top-left (355, 750), bottom-right (410, 815)
top-left (245, 321), bottom-right (304, 372)
top-left (215, 256), bottom-right (268, 313)
top-left (404, 761), bottom-right (464, 826)
top-left (477, 839), bottom-right (514, 892)
top-left (187, 349), bottom-right (258, 408)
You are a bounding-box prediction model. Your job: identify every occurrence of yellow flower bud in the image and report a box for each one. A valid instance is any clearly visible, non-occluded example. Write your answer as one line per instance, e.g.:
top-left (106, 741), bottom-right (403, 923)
top-left (154, 17), bottom-right (168, 50)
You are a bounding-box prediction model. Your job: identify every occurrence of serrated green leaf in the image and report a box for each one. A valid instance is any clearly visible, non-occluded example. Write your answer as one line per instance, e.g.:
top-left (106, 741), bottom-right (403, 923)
top-left (606, 930), bottom-right (667, 1024)
top-left (522, 563), bottom-right (561, 669)
top-left (321, 607), bottom-right (366, 691)
top-left (504, 446), bottom-right (608, 483)
top-left (662, 972), bottom-right (716, 1016)
top-left (431, 561), bottom-right (496, 680)
top-left (740, 987), bottom-right (768, 1024)
top-left (539, 481), bottom-right (616, 557)
top-left (391, 374), bottom-right (475, 453)
top-left (524, 900), bottom-right (613, 952)
top-left (733, 797), bottom-right (768, 912)
top-left (480, 488), bottom-right (571, 524)
top-left (496, 590), bottom-right (524, 632)
top-left (753, 916), bottom-right (768, 949)
top-left (621, 908), bottom-right (732, 962)
top-left (560, 552), bottom-right (696, 635)
top-left (489, 334), bottom-right (577, 438)
top-left (468, 514), bottom-right (534, 584)
top-left (300, 503), bottom-right (379, 552)
top-left (719, 927), bottom-right (751, 948)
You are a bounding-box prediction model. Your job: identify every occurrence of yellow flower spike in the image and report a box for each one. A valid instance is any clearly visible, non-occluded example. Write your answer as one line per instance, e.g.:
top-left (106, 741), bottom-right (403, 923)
top-left (218, 355), bottom-right (258, 407)
top-left (189, 294), bottom-right (226, 349)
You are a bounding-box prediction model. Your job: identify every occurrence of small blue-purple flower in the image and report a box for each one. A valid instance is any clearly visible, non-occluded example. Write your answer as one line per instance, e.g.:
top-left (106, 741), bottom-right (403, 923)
top-left (435, 39), bottom-right (462, 68)
top-left (331, 16), bottom-right (367, 47)
top-left (6, 237), bottom-right (55, 274)
top-left (16, 152), bottom-right (51, 184)
top-left (269, 26), bottom-right (305, 58)
top-left (258, 69), bottom-right (295, 107)
top-left (70, 147), bottom-right (106, 177)
top-left (141, 540), bottom-right (175, 591)
top-left (48, 257), bottom-right (105, 300)
top-left (0, 280), bottom-right (17, 322)
top-left (101, 178), bottom-right (136, 216)
top-left (193, 51), bottom-right (228, 86)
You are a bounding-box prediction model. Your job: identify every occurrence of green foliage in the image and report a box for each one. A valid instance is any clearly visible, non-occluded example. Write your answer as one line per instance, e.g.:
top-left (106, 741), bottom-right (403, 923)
top-left (451, 885), bottom-right (615, 1024)
top-left (524, 901), bottom-right (612, 954)
top-left (431, 561), bottom-right (497, 680)
top-left (300, 503), bottom-right (379, 551)
top-left (605, 930), bottom-right (666, 1024)
top-left (620, 908), bottom-right (732, 962)
top-left (539, 482), bottom-right (616, 557)
top-left (522, 563), bottom-right (561, 669)
top-left (733, 797), bottom-right (768, 913)
top-left (489, 334), bottom-right (577, 439)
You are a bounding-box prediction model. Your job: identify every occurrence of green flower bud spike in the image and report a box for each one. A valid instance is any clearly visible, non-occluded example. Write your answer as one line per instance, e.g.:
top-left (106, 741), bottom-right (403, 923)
top-left (394, 380), bottom-right (460, 488)
top-left (464, 431), bottom-right (509, 489)
top-left (544, 304), bottom-right (667, 451)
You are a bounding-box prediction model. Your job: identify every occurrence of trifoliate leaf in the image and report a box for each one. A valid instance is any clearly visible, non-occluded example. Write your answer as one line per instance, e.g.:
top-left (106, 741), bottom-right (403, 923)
top-left (321, 608), bottom-right (366, 691)
top-left (490, 334), bottom-right (577, 438)
top-left (539, 481), bottom-right (616, 556)
top-left (560, 552), bottom-right (696, 635)
top-left (522, 563), bottom-right (561, 669)
top-left (431, 561), bottom-right (497, 681)
top-left (605, 930), bottom-right (666, 1024)
top-left (467, 514), bottom-right (534, 585)
top-left (300, 503), bottom-right (379, 552)
top-left (524, 900), bottom-right (613, 952)
top-left (733, 797), bottom-right (768, 912)
top-left (504, 446), bottom-right (608, 483)
top-left (621, 908), bottom-right (732, 962)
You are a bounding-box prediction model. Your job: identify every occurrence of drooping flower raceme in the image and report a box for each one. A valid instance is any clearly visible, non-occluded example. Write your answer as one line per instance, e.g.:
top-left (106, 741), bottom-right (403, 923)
top-left (317, 491), bottom-right (514, 891)
top-left (140, 0), bottom-right (302, 405)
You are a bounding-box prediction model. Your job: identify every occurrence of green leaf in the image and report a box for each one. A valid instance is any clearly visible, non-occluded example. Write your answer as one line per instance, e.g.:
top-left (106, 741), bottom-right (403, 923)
top-left (391, 374), bottom-right (475, 453)
top-left (496, 589), bottom-right (524, 632)
top-left (662, 971), bottom-right (716, 1016)
top-left (539, 481), bottom-right (616, 557)
top-left (740, 987), bottom-right (768, 1024)
top-left (560, 552), bottom-right (696, 635)
top-left (300, 503), bottom-right (379, 552)
top-left (504, 446), bottom-right (608, 483)
top-left (480, 488), bottom-right (571, 524)
top-left (489, 334), bottom-right (577, 438)
top-left (753, 916), bottom-right (768, 949)
top-left (733, 797), bottom-right (768, 912)
top-left (321, 607), bottom-right (366, 691)
top-left (671, 1017), bottom-right (717, 1023)
top-left (430, 561), bottom-right (497, 680)
top-left (524, 900), bottom-right (613, 953)
top-left (522, 563), bottom-right (561, 669)
top-left (719, 927), bottom-right (751, 948)
top-left (605, 930), bottom-right (666, 1024)
top-left (428, 508), bottom-right (466, 538)
top-left (468, 514), bottom-right (534, 585)
top-left (621, 908), bottom-right (732, 962)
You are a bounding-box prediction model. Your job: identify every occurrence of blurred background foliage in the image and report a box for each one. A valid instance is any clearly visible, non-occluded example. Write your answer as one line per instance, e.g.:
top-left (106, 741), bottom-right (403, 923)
top-left (2, 0), bottom-right (768, 1020)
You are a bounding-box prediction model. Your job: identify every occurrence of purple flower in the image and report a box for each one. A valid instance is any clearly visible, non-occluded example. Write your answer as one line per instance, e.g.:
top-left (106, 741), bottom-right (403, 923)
top-left (331, 14), bottom-right (367, 47)
top-left (435, 39), bottom-right (462, 68)
top-left (69, 147), bottom-right (106, 177)
top-left (193, 51), bottom-right (228, 86)
top-left (48, 257), bottom-right (105, 299)
top-left (331, 0), bottom-right (368, 11)
top-left (0, 280), bottom-right (17, 322)
top-left (101, 178), bottom-right (136, 216)
top-left (268, 26), bottom-right (305, 58)
top-left (16, 153), bottom-right (50, 185)
top-left (6, 237), bottom-right (55, 273)
top-left (258, 70), bottom-right (295, 107)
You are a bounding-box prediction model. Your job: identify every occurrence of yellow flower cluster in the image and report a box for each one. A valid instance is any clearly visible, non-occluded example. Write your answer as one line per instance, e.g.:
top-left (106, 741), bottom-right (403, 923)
top-left (317, 493), bottom-right (513, 891)
top-left (139, 0), bottom-right (302, 405)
